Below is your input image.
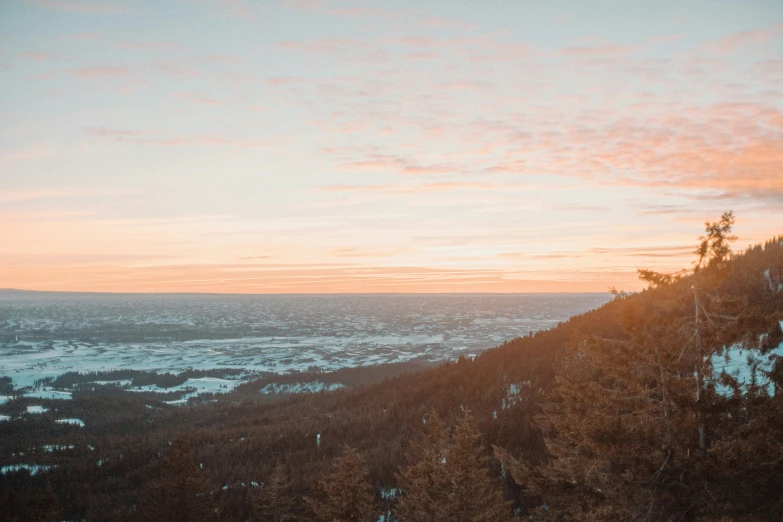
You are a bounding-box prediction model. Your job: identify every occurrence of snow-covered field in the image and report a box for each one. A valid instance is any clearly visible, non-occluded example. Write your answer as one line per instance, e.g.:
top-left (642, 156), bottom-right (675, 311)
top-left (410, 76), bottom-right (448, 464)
top-left (0, 292), bottom-right (611, 394)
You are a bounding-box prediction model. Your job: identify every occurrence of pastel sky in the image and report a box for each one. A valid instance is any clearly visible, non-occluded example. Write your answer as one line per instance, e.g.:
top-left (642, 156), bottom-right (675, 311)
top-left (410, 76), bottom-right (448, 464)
top-left (1, 0), bottom-right (781, 293)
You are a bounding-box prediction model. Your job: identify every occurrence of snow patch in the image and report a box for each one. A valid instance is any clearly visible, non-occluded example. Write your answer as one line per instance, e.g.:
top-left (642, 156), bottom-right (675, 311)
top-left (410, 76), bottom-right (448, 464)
top-left (93, 379), bottom-right (133, 387)
top-left (763, 268), bottom-right (783, 294)
top-left (502, 381), bottom-right (530, 409)
top-left (260, 381), bottom-right (345, 394)
top-left (711, 339), bottom-right (783, 397)
top-left (56, 418), bottom-right (85, 427)
top-left (43, 444), bottom-right (74, 452)
top-left (25, 388), bottom-right (72, 400)
top-left (1, 464), bottom-right (52, 475)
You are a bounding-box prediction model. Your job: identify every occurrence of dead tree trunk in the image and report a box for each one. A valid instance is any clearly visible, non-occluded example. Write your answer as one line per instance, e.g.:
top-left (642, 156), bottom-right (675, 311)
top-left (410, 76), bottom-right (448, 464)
top-left (693, 286), bottom-right (707, 455)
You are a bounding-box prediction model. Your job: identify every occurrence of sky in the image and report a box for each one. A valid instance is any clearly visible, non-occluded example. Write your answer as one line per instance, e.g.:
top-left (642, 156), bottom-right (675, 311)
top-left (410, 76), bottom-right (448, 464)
top-left (0, 0), bottom-right (781, 293)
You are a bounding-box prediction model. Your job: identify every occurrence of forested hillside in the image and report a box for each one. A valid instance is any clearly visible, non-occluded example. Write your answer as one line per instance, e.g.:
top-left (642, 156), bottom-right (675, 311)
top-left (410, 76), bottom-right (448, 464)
top-left (1, 224), bottom-right (781, 521)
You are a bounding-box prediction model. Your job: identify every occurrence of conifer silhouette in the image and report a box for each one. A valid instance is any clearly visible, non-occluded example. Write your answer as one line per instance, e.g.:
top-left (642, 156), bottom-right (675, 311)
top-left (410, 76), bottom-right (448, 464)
top-left (495, 215), bottom-right (783, 519)
top-left (305, 446), bottom-right (376, 522)
top-left (254, 460), bottom-right (295, 522)
top-left (138, 436), bottom-right (215, 521)
top-left (396, 411), bottom-right (511, 521)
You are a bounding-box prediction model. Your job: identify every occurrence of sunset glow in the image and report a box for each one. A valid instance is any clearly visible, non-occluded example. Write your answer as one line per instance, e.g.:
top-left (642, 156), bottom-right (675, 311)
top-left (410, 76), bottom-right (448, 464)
top-left (1, 0), bottom-right (781, 293)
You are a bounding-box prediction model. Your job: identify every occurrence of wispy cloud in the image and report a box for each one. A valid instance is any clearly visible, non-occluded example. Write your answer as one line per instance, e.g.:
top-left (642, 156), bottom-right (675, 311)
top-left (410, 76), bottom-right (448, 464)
top-left (704, 23), bottom-right (783, 53)
top-left (0, 146), bottom-right (53, 165)
top-left (28, 0), bottom-right (129, 14)
top-left (321, 181), bottom-right (496, 194)
top-left (558, 44), bottom-right (639, 57)
top-left (277, 38), bottom-right (369, 54)
top-left (646, 34), bottom-right (681, 44)
top-left (586, 245), bottom-right (694, 257)
top-left (117, 41), bottom-right (180, 51)
top-left (69, 65), bottom-right (133, 78)
top-left (498, 245), bottom-right (694, 262)
top-left (335, 152), bottom-right (462, 176)
top-left (0, 187), bottom-right (135, 203)
top-left (0, 261), bottom-right (639, 293)
top-left (21, 51), bottom-right (55, 61)
top-left (84, 126), bottom-right (283, 149)
top-left (64, 32), bottom-right (100, 40)
top-left (330, 247), bottom-right (403, 258)
top-left (175, 92), bottom-right (220, 106)
top-left (556, 204), bottom-right (610, 212)
top-left (0, 210), bottom-right (95, 221)
top-left (85, 126), bottom-right (147, 137)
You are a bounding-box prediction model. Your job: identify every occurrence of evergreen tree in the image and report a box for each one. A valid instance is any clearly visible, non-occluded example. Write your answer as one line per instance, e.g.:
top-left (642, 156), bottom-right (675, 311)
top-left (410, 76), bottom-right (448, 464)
top-left (495, 215), bottom-right (783, 520)
top-left (254, 460), bottom-right (295, 522)
top-left (694, 210), bottom-right (737, 271)
top-left (394, 413), bottom-right (453, 522)
top-left (35, 478), bottom-right (60, 522)
top-left (305, 447), bottom-right (376, 522)
top-left (396, 411), bottom-right (511, 522)
top-left (138, 436), bottom-right (215, 521)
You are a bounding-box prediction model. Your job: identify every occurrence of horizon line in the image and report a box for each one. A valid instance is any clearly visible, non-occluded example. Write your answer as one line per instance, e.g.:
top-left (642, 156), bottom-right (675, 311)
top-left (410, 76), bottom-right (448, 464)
top-left (0, 287), bottom-right (613, 297)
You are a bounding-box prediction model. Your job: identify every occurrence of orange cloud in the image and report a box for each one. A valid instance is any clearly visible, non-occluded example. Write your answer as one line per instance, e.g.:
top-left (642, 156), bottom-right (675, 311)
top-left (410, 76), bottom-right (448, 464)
top-left (468, 103), bottom-right (783, 202)
top-left (0, 261), bottom-right (642, 294)
top-left (330, 248), bottom-right (403, 258)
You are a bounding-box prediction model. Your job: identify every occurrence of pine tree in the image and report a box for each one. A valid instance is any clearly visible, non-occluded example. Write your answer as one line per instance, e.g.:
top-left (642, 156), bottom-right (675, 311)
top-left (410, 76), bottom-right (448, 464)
top-left (694, 210), bottom-right (737, 271)
top-left (35, 478), bottom-right (60, 522)
top-left (254, 460), bottom-right (295, 522)
top-left (305, 447), bottom-right (376, 522)
top-left (394, 413), bottom-right (454, 522)
top-left (396, 411), bottom-right (511, 522)
top-left (495, 215), bottom-right (783, 520)
top-left (138, 436), bottom-right (215, 521)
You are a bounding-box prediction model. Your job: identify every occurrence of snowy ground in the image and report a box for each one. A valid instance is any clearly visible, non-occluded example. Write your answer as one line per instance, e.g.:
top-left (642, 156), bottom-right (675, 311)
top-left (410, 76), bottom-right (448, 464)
top-left (260, 381), bottom-right (345, 394)
top-left (0, 464), bottom-right (51, 475)
top-left (126, 376), bottom-right (244, 403)
top-left (0, 293), bottom-right (611, 396)
top-left (711, 322), bottom-right (783, 397)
